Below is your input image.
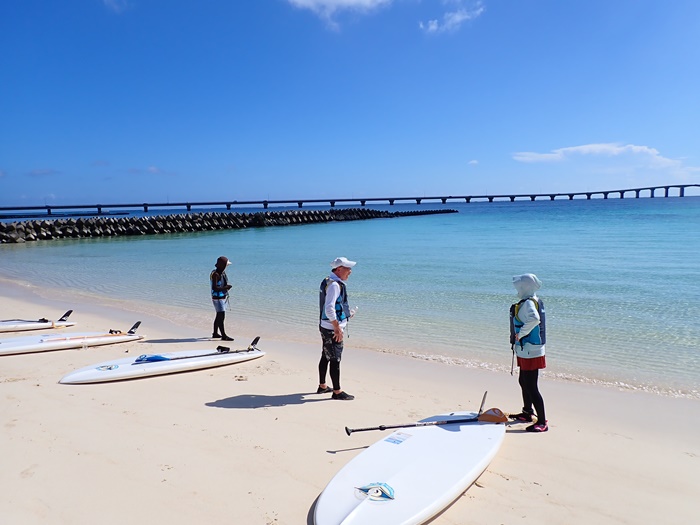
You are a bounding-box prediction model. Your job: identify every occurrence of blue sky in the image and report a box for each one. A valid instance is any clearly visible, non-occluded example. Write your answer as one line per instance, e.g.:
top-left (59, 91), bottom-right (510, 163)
top-left (1, 0), bottom-right (699, 206)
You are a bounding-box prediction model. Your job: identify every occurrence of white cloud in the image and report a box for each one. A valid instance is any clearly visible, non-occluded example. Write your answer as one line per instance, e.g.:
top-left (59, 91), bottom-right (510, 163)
top-left (288, 0), bottom-right (484, 32)
top-left (512, 142), bottom-right (700, 182)
top-left (419, 1), bottom-right (485, 34)
top-left (287, 0), bottom-right (392, 29)
top-left (468, 159), bottom-right (478, 165)
top-left (103, 0), bottom-right (129, 14)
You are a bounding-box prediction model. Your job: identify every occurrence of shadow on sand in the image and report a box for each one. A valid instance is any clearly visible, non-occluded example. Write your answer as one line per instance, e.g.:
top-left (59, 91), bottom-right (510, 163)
top-left (205, 392), bottom-right (330, 409)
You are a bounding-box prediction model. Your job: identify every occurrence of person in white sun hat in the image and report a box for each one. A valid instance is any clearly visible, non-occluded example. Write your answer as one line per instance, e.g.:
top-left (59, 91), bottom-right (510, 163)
top-left (317, 257), bottom-right (357, 400)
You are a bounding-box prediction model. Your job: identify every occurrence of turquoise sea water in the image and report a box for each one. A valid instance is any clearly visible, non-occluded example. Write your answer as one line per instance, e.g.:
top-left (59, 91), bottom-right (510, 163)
top-left (1, 197), bottom-right (699, 398)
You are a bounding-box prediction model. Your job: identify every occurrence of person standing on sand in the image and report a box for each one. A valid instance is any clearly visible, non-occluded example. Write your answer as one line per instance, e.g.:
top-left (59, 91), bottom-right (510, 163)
top-left (317, 257), bottom-right (357, 401)
top-left (509, 273), bottom-right (548, 432)
top-left (211, 256), bottom-right (233, 341)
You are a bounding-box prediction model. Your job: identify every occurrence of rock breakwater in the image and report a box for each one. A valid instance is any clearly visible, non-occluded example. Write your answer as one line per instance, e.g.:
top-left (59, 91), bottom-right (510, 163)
top-left (0, 208), bottom-right (456, 244)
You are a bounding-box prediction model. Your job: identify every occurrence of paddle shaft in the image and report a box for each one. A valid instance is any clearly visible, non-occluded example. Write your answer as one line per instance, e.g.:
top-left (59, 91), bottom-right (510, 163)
top-left (137, 337), bottom-right (261, 363)
top-left (345, 416), bottom-right (479, 436)
top-left (146, 348), bottom-right (256, 362)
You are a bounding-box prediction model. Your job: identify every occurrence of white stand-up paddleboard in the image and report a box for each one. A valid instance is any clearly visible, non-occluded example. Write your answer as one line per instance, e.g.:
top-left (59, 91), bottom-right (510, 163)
top-left (59, 336), bottom-right (265, 384)
top-left (315, 398), bottom-right (506, 525)
top-left (0, 322), bottom-right (144, 356)
top-left (0, 309), bottom-right (76, 333)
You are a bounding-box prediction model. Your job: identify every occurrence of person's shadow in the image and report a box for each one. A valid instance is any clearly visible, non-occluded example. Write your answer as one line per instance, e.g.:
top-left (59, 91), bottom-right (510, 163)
top-left (205, 392), bottom-right (328, 409)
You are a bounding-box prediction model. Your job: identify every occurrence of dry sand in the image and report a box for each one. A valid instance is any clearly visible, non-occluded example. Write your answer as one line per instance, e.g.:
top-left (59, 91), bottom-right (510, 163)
top-left (1, 281), bottom-right (698, 524)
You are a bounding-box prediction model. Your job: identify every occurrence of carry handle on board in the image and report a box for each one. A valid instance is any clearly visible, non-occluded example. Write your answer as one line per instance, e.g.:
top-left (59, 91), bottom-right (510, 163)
top-left (344, 391), bottom-right (507, 436)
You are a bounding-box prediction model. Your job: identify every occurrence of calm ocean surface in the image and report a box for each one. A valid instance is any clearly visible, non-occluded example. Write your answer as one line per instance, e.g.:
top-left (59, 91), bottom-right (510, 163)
top-left (1, 197), bottom-right (699, 399)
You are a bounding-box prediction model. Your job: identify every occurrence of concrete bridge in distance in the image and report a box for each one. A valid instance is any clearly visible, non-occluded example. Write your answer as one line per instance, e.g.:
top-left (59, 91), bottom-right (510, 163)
top-left (0, 184), bottom-right (698, 217)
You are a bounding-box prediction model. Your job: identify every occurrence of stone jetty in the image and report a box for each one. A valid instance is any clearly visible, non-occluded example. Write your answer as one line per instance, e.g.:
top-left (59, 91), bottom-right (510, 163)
top-left (0, 208), bottom-right (457, 244)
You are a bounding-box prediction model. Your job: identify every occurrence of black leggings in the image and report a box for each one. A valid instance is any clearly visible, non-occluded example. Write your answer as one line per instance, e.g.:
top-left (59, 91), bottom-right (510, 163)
top-left (318, 354), bottom-right (341, 391)
top-left (213, 311), bottom-right (227, 337)
top-left (518, 369), bottom-right (546, 422)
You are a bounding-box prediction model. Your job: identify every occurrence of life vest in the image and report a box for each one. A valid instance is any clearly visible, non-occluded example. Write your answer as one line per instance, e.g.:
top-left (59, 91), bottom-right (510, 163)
top-left (210, 270), bottom-right (229, 299)
top-left (510, 297), bottom-right (546, 346)
top-left (319, 276), bottom-right (350, 323)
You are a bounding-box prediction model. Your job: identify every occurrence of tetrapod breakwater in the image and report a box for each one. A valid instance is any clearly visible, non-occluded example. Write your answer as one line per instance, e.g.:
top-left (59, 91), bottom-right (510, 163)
top-left (0, 208), bottom-right (457, 244)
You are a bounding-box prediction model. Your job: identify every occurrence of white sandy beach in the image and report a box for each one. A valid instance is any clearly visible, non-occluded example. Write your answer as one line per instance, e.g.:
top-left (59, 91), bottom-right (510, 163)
top-left (1, 280), bottom-right (699, 525)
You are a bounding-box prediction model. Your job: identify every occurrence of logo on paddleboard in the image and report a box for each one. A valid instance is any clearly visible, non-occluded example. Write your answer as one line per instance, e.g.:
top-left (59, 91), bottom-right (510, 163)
top-left (96, 365), bottom-right (119, 371)
top-left (356, 482), bottom-right (395, 501)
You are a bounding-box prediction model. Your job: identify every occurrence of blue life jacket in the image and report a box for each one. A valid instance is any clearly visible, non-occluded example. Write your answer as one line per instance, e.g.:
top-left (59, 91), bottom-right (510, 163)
top-left (319, 276), bottom-right (350, 323)
top-left (210, 270), bottom-right (229, 299)
top-left (510, 297), bottom-right (546, 346)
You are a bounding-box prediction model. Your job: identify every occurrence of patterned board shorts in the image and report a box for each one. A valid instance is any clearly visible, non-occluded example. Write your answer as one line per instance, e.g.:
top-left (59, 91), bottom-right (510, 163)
top-left (320, 326), bottom-right (343, 362)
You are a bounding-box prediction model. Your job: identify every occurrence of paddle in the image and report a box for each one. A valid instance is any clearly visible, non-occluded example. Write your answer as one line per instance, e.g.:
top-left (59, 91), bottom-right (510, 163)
top-left (344, 408), bottom-right (507, 436)
top-left (344, 391), bottom-right (507, 436)
top-left (135, 336), bottom-right (261, 363)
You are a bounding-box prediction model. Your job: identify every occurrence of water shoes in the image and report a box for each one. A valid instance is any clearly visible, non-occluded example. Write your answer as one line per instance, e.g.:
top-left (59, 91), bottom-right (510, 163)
top-left (525, 421), bottom-right (549, 432)
top-left (332, 391), bottom-right (355, 400)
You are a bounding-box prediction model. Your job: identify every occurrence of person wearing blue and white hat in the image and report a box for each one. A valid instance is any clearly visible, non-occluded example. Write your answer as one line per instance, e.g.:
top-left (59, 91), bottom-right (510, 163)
top-left (317, 257), bottom-right (357, 400)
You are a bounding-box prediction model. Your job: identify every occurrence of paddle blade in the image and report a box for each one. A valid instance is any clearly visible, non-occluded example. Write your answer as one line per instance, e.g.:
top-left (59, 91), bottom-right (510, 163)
top-left (477, 408), bottom-right (508, 423)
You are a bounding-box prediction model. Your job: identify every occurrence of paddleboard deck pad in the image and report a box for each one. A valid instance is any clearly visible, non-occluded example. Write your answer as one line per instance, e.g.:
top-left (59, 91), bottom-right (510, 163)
top-left (314, 411), bottom-right (505, 525)
top-left (59, 336), bottom-right (264, 383)
top-left (0, 321), bottom-right (143, 356)
top-left (0, 309), bottom-right (76, 333)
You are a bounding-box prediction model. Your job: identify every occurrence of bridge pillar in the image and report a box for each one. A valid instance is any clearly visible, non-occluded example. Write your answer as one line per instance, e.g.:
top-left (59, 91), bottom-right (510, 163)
top-left (665, 187), bottom-right (670, 197)
top-left (263, 201), bottom-right (269, 209)
top-left (603, 193), bottom-right (609, 199)
top-left (47, 207), bottom-right (52, 215)
top-left (568, 194), bottom-right (574, 200)
top-left (680, 187), bottom-right (685, 197)
top-left (510, 196), bottom-right (516, 202)
top-left (297, 202), bottom-right (303, 208)
top-left (465, 197), bottom-right (471, 203)
top-left (143, 204), bottom-right (149, 212)
top-left (416, 199), bottom-right (421, 204)
top-left (635, 190), bottom-right (640, 198)
top-left (441, 198), bottom-right (447, 204)
top-left (187, 204), bottom-right (191, 211)
top-left (549, 195), bottom-right (555, 201)
top-left (619, 191), bottom-right (625, 199)
top-left (586, 193), bottom-right (592, 200)
top-left (360, 200), bottom-right (366, 206)
top-left (97, 206), bottom-right (102, 214)
top-left (530, 196), bottom-right (536, 201)
top-left (389, 200), bottom-right (395, 205)
top-left (488, 197), bottom-right (494, 202)
top-left (649, 189), bottom-right (655, 198)
top-left (226, 203), bottom-right (231, 210)
top-left (329, 201), bottom-right (335, 207)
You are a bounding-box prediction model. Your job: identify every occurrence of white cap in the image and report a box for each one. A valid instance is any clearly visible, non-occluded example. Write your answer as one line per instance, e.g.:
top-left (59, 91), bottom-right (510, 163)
top-left (331, 257), bottom-right (357, 269)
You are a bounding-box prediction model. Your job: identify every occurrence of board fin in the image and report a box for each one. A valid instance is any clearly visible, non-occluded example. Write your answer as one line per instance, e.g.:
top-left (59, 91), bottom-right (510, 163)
top-left (127, 321), bottom-right (141, 334)
top-left (58, 310), bottom-right (73, 322)
top-left (478, 391), bottom-right (487, 416)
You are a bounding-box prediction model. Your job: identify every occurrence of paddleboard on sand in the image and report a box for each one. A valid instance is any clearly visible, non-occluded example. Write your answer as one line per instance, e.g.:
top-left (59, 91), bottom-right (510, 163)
top-left (0, 309), bottom-right (76, 333)
top-left (314, 397), bottom-right (506, 525)
top-left (0, 322), bottom-right (144, 356)
top-left (59, 336), bottom-right (264, 384)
